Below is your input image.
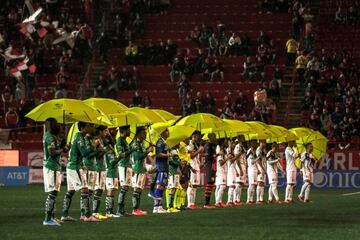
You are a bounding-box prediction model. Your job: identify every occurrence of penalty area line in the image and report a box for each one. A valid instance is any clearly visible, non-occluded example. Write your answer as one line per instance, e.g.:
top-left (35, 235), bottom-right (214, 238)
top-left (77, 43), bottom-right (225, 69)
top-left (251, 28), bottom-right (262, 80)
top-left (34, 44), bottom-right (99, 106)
top-left (342, 191), bottom-right (360, 196)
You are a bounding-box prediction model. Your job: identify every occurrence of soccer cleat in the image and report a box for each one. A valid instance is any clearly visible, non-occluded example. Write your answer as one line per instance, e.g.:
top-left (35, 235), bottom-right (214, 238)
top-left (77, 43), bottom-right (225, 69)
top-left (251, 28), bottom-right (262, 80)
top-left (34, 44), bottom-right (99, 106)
top-left (234, 201), bottom-right (243, 206)
top-left (43, 219), bottom-right (61, 226)
top-left (274, 200), bottom-right (283, 204)
top-left (226, 202), bottom-right (234, 207)
top-left (246, 201), bottom-right (255, 205)
top-left (267, 200), bottom-right (274, 204)
top-left (187, 204), bottom-right (200, 210)
top-left (220, 202), bottom-right (228, 208)
top-left (79, 215), bottom-right (86, 221)
top-left (115, 212), bottom-right (131, 217)
top-left (132, 209), bottom-right (148, 216)
top-left (215, 202), bottom-right (223, 208)
top-left (53, 218), bottom-right (64, 224)
top-left (93, 213), bottom-right (108, 220)
top-left (61, 216), bottom-right (77, 222)
top-left (153, 206), bottom-right (168, 214)
top-left (167, 208), bottom-right (181, 213)
top-left (203, 205), bottom-right (216, 209)
top-left (298, 195), bottom-right (305, 202)
top-left (106, 213), bottom-right (120, 218)
top-left (83, 216), bottom-right (101, 222)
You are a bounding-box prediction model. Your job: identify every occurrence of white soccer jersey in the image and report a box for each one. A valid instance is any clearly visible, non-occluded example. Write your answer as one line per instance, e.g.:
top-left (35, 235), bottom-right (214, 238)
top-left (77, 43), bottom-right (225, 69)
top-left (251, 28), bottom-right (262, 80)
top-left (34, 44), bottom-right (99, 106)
top-left (300, 152), bottom-right (315, 183)
top-left (215, 149), bottom-right (227, 185)
top-left (226, 147), bottom-right (236, 186)
top-left (247, 148), bottom-right (258, 185)
top-left (301, 152), bottom-right (315, 173)
top-left (256, 146), bottom-right (267, 173)
top-left (186, 140), bottom-right (201, 171)
top-left (285, 147), bottom-right (297, 172)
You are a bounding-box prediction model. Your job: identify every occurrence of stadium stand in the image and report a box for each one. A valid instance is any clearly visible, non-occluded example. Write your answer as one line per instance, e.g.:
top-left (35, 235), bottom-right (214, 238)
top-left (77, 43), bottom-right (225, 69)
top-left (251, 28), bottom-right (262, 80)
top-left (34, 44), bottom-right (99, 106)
top-left (0, 0), bottom-right (359, 151)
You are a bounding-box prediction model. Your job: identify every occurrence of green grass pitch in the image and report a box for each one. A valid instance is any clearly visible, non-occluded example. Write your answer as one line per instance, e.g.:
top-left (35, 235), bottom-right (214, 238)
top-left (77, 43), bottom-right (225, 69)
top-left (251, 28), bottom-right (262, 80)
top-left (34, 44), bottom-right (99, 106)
top-left (0, 186), bottom-right (359, 240)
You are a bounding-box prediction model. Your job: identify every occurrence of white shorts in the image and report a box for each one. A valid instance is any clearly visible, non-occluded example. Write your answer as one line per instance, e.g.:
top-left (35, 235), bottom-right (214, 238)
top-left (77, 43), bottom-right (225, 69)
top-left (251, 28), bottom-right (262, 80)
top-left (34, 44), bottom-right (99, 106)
top-left (215, 172), bottom-right (227, 186)
top-left (106, 177), bottom-right (119, 190)
top-left (118, 166), bottom-right (133, 187)
top-left (286, 170), bottom-right (297, 184)
top-left (257, 172), bottom-right (266, 183)
top-left (132, 173), bottom-right (146, 189)
top-left (168, 174), bottom-right (180, 189)
top-left (43, 167), bottom-right (62, 192)
top-left (95, 171), bottom-right (106, 191)
top-left (190, 170), bottom-right (201, 186)
top-left (267, 170), bottom-right (278, 184)
top-left (79, 169), bottom-right (96, 190)
top-left (248, 168), bottom-right (258, 185)
top-left (236, 163), bottom-right (247, 183)
top-left (227, 173), bottom-right (237, 186)
top-left (303, 170), bottom-right (313, 183)
top-left (66, 168), bottom-right (82, 191)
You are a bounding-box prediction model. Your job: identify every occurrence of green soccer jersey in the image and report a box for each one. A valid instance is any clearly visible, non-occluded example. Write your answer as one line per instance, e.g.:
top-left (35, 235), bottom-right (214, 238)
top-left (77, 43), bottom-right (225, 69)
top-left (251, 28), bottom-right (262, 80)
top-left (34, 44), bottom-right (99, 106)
top-left (105, 146), bottom-right (118, 178)
top-left (116, 137), bottom-right (133, 168)
top-left (67, 132), bottom-right (87, 170)
top-left (95, 139), bottom-right (106, 172)
top-left (130, 139), bottom-right (148, 174)
top-left (169, 152), bottom-right (181, 176)
top-left (82, 135), bottom-right (98, 171)
top-left (43, 132), bottom-right (61, 171)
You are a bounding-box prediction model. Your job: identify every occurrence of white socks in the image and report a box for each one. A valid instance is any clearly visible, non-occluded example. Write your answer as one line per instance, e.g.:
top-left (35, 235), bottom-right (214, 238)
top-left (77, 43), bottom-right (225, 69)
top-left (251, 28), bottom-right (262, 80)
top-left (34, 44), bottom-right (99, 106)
top-left (187, 187), bottom-right (194, 206)
top-left (271, 183), bottom-right (279, 201)
top-left (268, 185), bottom-right (273, 201)
top-left (227, 187), bottom-right (234, 203)
top-left (285, 185), bottom-right (294, 201)
top-left (300, 182), bottom-right (310, 198)
top-left (234, 184), bottom-right (242, 202)
top-left (305, 184), bottom-right (311, 201)
top-left (247, 185), bottom-right (255, 202)
top-left (256, 185), bottom-right (264, 202)
top-left (216, 185), bottom-right (226, 204)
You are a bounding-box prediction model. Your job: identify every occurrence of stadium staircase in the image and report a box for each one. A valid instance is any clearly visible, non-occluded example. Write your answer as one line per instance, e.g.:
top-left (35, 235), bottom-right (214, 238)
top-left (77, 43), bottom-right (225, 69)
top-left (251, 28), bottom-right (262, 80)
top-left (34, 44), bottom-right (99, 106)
top-left (90, 0), bottom-right (295, 117)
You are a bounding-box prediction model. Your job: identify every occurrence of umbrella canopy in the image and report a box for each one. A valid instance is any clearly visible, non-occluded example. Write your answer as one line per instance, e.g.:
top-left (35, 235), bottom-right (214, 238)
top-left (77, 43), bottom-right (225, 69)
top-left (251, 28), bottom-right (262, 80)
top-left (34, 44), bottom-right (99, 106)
top-left (147, 121), bottom-right (174, 145)
top-left (83, 98), bottom-right (128, 114)
top-left (290, 128), bottom-right (328, 160)
top-left (166, 125), bottom-right (196, 148)
top-left (25, 98), bottom-right (104, 124)
top-left (108, 111), bottom-right (152, 128)
top-left (129, 107), bottom-right (166, 123)
top-left (244, 121), bottom-right (272, 141)
top-left (152, 109), bottom-right (180, 121)
top-left (267, 125), bottom-right (298, 143)
top-left (223, 119), bottom-right (252, 134)
top-left (176, 113), bottom-right (224, 130)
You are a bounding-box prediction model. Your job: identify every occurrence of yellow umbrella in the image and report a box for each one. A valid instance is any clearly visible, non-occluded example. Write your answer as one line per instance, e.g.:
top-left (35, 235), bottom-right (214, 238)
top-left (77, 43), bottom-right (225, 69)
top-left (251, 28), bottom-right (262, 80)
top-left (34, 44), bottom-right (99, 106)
top-left (176, 113), bottom-right (224, 130)
top-left (152, 109), bottom-right (180, 121)
top-left (290, 128), bottom-right (328, 161)
top-left (167, 125), bottom-right (196, 148)
top-left (223, 119), bottom-right (252, 133)
top-left (83, 98), bottom-right (128, 114)
top-left (245, 121), bottom-right (272, 141)
top-left (25, 98), bottom-right (104, 124)
top-left (267, 125), bottom-right (298, 143)
top-left (147, 121), bottom-right (174, 145)
top-left (129, 107), bottom-right (166, 123)
top-left (108, 111), bottom-right (152, 128)
top-left (66, 122), bottom-right (78, 144)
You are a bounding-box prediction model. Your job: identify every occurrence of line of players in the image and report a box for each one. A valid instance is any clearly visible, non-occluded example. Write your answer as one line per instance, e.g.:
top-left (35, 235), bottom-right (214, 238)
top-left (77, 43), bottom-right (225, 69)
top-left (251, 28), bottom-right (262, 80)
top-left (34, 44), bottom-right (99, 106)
top-left (42, 118), bottom-right (317, 226)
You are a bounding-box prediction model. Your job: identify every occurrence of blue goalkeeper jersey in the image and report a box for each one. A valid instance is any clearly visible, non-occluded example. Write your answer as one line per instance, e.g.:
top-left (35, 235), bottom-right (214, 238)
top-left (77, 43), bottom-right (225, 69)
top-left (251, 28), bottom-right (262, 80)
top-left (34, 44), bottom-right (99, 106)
top-left (155, 138), bottom-right (169, 172)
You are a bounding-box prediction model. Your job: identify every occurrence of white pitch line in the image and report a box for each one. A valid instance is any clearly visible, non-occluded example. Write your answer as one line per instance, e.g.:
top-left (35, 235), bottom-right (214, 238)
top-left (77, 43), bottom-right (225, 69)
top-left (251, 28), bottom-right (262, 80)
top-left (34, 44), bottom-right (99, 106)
top-left (342, 191), bottom-right (360, 196)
